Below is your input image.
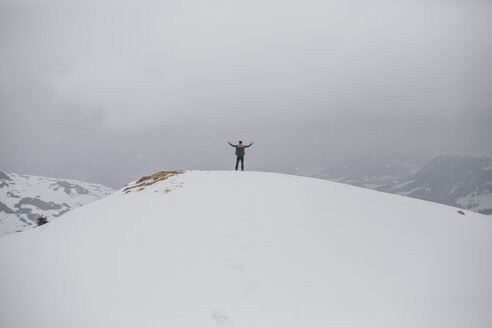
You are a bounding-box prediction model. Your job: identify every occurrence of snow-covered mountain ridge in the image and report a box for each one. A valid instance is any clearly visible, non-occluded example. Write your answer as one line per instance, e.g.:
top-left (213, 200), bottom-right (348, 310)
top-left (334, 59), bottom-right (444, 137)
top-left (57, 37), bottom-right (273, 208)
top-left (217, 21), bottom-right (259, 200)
top-left (0, 170), bottom-right (114, 237)
top-left (0, 170), bottom-right (491, 328)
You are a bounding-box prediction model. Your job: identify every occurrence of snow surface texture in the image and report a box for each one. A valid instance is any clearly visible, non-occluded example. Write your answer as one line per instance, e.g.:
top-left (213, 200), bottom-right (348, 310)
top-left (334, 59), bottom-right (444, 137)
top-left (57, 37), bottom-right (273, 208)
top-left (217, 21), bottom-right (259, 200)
top-left (0, 171), bottom-right (114, 237)
top-left (0, 170), bottom-right (491, 328)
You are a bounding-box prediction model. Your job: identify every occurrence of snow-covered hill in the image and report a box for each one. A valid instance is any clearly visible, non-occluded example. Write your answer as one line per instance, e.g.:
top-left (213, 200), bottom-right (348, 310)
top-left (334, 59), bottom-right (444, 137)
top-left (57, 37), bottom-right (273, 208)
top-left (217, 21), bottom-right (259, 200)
top-left (0, 170), bottom-right (491, 328)
top-left (0, 170), bottom-right (114, 237)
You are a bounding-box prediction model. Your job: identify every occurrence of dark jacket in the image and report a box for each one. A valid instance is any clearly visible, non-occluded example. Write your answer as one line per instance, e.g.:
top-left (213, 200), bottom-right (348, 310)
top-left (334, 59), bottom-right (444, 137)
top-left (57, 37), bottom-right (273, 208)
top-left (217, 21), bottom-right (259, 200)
top-left (229, 143), bottom-right (252, 156)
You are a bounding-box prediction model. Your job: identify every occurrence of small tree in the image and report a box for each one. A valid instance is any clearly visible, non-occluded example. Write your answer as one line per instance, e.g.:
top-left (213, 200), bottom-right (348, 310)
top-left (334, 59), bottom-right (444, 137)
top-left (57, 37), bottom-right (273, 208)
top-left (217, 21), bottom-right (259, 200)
top-left (37, 215), bottom-right (48, 226)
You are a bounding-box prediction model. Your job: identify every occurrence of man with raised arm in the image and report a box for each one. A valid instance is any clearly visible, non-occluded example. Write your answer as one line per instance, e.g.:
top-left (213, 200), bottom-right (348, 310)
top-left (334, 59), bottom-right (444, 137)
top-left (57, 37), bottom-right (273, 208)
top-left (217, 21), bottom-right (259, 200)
top-left (227, 140), bottom-right (254, 171)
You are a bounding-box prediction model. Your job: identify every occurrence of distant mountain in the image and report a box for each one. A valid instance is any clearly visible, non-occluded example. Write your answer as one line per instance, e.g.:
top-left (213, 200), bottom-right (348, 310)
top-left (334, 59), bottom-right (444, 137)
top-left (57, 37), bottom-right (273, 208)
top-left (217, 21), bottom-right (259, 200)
top-left (377, 156), bottom-right (492, 215)
top-left (301, 155), bottom-right (492, 215)
top-left (0, 171), bottom-right (114, 237)
top-left (303, 157), bottom-right (420, 189)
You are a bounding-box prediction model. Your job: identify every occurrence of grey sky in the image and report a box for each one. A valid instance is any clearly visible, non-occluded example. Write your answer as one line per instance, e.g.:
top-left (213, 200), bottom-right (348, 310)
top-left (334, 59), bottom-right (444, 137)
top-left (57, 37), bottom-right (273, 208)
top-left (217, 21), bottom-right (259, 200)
top-left (1, 0), bottom-right (491, 187)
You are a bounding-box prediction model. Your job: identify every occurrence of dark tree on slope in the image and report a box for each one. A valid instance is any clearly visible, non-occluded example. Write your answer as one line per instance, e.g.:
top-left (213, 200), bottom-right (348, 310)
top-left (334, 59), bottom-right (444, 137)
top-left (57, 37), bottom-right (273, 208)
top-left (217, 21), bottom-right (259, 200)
top-left (37, 216), bottom-right (48, 226)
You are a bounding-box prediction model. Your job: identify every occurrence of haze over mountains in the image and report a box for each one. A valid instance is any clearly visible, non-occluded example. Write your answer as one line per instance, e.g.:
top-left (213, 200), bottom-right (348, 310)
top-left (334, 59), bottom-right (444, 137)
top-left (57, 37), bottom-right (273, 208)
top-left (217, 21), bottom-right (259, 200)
top-left (379, 156), bottom-right (492, 215)
top-left (305, 155), bottom-right (492, 215)
top-left (1, 170), bottom-right (491, 328)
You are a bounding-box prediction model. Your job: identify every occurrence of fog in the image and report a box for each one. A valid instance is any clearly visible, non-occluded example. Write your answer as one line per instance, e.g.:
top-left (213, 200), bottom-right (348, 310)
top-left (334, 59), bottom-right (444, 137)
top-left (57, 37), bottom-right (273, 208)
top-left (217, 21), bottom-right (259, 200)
top-left (1, 0), bottom-right (491, 187)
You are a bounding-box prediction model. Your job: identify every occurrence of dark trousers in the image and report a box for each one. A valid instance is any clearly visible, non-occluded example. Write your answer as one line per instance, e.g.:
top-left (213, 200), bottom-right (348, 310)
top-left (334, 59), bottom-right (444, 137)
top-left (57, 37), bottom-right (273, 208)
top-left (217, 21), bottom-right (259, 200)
top-left (235, 156), bottom-right (244, 171)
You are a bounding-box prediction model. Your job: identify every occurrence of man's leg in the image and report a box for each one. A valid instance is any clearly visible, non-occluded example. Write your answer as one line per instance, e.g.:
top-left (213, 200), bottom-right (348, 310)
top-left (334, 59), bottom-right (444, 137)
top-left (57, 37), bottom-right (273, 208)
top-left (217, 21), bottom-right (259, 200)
top-left (235, 156), bottom-right (240, 171)
top-left (240, 156), bottom-right (244, 171)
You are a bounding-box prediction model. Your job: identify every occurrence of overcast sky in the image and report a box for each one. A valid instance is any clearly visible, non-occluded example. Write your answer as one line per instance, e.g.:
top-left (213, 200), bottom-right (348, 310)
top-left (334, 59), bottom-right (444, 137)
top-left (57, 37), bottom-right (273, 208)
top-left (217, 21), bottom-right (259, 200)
top-left (1, 0), bottom-right (491, 187)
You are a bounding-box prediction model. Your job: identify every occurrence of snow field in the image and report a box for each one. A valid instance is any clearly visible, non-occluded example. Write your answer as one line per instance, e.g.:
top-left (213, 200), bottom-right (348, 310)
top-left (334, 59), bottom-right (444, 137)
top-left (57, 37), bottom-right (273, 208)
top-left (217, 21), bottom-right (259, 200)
top-left (0, 171), bottom-right (491, 328)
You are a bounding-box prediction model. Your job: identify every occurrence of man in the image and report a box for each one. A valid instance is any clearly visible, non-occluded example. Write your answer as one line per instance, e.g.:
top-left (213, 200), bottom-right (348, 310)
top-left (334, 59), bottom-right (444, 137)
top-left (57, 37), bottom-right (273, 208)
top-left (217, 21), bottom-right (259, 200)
top-left (227, 140), bottom-right (254, 171)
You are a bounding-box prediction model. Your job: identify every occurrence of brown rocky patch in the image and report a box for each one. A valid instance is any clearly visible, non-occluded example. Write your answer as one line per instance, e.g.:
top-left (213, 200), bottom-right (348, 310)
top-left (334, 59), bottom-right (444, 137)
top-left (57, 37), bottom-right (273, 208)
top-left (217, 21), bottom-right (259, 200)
top-left (124, 170), bottom-right (183, 193)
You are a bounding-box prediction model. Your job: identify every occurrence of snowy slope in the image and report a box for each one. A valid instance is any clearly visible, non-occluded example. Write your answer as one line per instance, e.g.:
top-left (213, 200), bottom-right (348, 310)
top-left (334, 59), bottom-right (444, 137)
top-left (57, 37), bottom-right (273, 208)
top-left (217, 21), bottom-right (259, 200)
top-left (0, 171), bottom-right (114, 237)
top-left (0, 170), bottom-right (491, 328)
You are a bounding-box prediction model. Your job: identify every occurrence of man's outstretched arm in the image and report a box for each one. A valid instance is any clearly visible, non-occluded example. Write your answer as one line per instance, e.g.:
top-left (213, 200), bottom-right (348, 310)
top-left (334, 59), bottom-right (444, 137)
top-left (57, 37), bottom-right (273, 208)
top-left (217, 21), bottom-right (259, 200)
top-left (245, 142), bottom-right (254, 147)
top-left (227, 141), bottom-right (236, 147)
